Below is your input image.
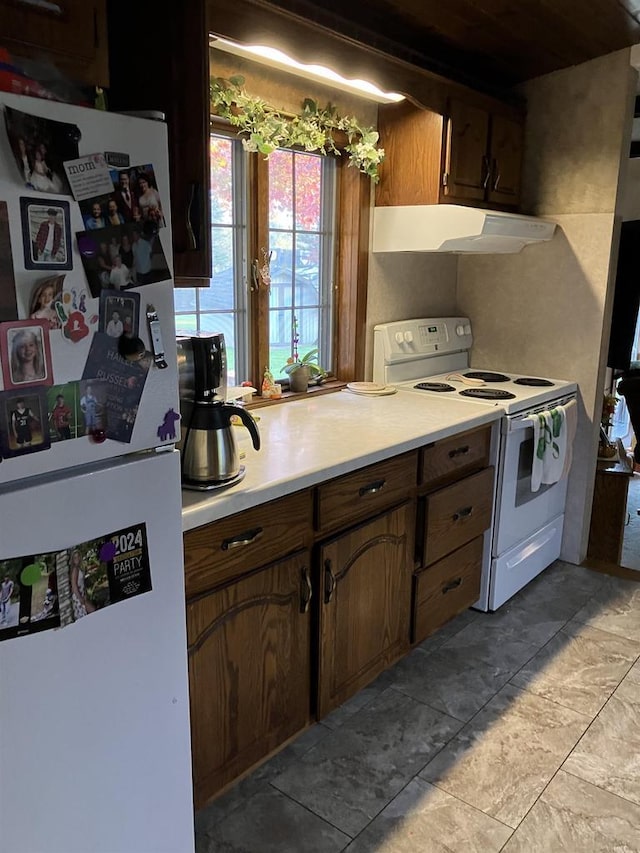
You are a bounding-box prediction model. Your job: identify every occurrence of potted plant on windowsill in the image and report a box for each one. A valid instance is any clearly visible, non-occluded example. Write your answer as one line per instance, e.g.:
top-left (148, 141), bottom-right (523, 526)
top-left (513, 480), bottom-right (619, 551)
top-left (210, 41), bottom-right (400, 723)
top-left (281, 315), bottom-right (327, 393)
top-left (282, 348), bottom-right (327, 392)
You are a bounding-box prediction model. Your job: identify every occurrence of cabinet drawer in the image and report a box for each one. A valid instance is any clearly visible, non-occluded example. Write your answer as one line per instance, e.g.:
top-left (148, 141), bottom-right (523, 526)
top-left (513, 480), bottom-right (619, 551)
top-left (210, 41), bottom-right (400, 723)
top-left (422, 466), bottom-right (494, 566)
top-left (421, 425), bottom-right (492, 490)
top-left (184, 490), bottom-right (313, 598)
top-left (316, 451), bottom-right (418, 534)
top-left (412, 536), bottom-right (483, 644)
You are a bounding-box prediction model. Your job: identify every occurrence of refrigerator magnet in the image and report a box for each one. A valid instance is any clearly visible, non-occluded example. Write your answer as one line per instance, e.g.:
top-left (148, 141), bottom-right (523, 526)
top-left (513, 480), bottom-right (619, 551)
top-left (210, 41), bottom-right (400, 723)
top-left (0, 387), bottom-right (51, 458)
top-left (0, 319), bottom-right (53, 390)
top-left (20, 197), bottom-right (72, 271)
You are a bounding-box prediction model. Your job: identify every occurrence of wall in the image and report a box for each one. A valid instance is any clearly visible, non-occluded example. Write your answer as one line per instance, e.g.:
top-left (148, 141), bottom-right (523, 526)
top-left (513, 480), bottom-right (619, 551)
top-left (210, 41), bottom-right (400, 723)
top-left (364, 254), bottom-right (458, 378)
top-left (457, 48), bottom-right (636, 564)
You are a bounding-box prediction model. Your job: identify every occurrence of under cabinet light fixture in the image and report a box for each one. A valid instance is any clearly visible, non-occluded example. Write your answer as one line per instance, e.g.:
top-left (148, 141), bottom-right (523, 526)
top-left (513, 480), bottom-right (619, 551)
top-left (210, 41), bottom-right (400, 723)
top-left (210, 36), bottom-right (405, 104)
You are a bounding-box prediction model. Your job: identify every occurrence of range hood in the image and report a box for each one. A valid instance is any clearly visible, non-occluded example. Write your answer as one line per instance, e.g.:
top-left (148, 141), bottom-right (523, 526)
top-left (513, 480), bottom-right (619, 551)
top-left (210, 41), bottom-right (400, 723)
top-left (372, 204), bottom-right (556, 254)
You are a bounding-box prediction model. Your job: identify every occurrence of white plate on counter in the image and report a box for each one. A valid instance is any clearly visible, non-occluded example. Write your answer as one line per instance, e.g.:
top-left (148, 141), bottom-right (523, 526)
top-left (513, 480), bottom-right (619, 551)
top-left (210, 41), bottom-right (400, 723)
top-left (345, 382), bottom-right (397, 397)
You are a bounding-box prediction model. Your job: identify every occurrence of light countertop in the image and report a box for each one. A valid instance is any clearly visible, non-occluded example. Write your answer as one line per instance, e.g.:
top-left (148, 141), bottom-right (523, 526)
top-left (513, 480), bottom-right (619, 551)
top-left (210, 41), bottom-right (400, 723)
top-left (181, 390), bottom-right (503, 532)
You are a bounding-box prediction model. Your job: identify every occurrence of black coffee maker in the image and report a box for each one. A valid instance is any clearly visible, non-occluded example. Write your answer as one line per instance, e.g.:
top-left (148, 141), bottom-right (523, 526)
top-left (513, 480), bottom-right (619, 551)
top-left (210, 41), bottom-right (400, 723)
top-left (179, 333), bottom-right (260, 490)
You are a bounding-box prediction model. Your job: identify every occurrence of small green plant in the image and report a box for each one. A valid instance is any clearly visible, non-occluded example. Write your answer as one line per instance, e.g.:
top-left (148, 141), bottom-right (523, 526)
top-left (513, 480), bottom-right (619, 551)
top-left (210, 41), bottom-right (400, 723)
top-left (282, 348), bottom-right (327, 381)
top-left (281, 315), bottom-right (327, 382)
top-left (210, 75), bottom-right (385, 182)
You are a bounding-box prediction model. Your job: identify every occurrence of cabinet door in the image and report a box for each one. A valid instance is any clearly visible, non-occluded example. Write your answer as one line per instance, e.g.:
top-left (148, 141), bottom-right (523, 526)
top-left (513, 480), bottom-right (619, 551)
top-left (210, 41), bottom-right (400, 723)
top-left (487, 114), bottom-right (524, 208)
top-left (318, 502), bottom-right (413, 718)
top-left (107, 1), bottom-right (211, 282)
top-left (442, 99), bottom-right (489, 203)
top-left (187, 550), bottom-right (312, 808)
top-left (0, 0), bottom-right (108, 87)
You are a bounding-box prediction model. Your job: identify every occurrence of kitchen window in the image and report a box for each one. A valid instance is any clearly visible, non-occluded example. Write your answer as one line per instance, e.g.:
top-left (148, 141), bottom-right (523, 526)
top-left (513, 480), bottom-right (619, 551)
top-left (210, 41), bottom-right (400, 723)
top-left (174, 131), bottom-right (336, 388)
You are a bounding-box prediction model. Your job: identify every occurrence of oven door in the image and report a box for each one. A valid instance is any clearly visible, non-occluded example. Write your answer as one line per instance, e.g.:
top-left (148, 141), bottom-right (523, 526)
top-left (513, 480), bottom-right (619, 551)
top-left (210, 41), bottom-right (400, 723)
top-left (493, 412), bottom-right (571, 556)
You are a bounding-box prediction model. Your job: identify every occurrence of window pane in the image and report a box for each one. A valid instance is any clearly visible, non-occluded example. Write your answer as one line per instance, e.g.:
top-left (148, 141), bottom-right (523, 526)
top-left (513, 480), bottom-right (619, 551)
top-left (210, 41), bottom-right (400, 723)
top-left (204, 227), bottom-right (235, 309)
top-left (173, 288), bottom-right (197, 312)
top-left (268, 150), bottom-right (293, 230)
top-left (211, 137), bottom-right (233, 226)
top-left (295, 154), bottom-right (321, 231)
top-left (295, 233), bottom-right (320, 307)
top-left (175, 315), bottom-right (198, 336)
top-left (269, 232), bottom-right (293, 310)
top-left (269, 307), bottom-right (293, 374)
top-left (296, 307), bottom-right (320, 353)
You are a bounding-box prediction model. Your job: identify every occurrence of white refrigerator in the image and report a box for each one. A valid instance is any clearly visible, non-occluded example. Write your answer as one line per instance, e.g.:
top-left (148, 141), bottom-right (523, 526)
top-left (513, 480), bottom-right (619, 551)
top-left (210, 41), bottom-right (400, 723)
top-left (0, 94), bottom-right (194, 852)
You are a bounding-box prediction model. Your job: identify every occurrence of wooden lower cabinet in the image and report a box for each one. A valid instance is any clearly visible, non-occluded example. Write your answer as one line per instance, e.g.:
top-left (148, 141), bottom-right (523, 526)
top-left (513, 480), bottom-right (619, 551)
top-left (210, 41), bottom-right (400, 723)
top-left (187, 550), bottom-right (312, 809)
top-left (317, 502), bottom-right (414, 718)
top-left (412, 536), bottom-right (483, 644)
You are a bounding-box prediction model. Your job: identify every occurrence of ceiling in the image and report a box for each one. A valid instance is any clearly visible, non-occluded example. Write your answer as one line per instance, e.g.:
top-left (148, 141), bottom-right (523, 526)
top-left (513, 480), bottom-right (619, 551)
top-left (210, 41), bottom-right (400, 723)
top-left (264, 0), bottom-right (640, 92)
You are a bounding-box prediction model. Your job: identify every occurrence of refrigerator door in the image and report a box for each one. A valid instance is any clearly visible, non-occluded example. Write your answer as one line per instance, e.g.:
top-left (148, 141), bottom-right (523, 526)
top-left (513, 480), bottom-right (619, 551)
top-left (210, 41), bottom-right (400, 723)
top-left (0, 93), bottom-right (179, 484)
top-left (0, 451), bottom-right (194, 853)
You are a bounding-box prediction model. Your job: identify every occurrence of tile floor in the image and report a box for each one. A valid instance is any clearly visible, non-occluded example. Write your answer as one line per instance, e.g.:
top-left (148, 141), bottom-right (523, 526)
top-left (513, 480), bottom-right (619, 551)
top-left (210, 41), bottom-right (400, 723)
top-left (622, 472), bottom-right (640, 570)
top-left (195, 561), bottom-right (640, 852)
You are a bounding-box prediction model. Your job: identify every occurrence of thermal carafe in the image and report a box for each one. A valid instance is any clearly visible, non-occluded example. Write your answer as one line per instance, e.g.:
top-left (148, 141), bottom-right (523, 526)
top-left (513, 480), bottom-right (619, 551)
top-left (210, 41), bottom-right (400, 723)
top-left (179, 333), bottom-right (260, 489)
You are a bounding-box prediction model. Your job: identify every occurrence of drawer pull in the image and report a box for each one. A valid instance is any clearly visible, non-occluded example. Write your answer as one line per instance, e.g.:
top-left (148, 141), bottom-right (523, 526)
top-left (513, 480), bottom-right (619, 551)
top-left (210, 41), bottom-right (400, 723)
top-left (359, 479), bottom-right (386, 497)
top-left (448, 445), bottom-right (470, 458)
top-left (324, 559), bottom-right (336, 604)
top-left (442, 577), bottom-right (463, 594)
top-left (301, 566), bottom-right (312, 613)
top-left (221, 527), bottom-right (263, 550)
top-left (452, 506), bottom-right (473, 522)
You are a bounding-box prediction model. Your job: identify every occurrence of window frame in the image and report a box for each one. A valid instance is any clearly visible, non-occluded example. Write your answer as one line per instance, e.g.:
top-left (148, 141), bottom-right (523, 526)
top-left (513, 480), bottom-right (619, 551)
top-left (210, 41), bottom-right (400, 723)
top-left (211, 115), bottom-right (370, 391)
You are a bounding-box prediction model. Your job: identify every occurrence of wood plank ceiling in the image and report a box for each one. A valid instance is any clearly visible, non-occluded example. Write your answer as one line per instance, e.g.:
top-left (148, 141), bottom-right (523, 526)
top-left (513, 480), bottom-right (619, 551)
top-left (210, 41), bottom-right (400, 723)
top-left (264, 0), bottom-right (640, 92)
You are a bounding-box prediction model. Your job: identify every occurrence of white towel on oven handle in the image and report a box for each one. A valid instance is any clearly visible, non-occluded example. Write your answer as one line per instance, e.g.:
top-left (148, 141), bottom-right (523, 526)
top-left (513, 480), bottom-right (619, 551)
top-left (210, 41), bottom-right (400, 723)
top-left (528, 399), bottom-right (577, 492)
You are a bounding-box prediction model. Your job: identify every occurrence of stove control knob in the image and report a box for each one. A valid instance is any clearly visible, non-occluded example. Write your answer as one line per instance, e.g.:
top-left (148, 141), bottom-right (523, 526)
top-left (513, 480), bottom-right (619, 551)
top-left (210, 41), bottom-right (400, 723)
top-left (464, 324), bottom-right (471, 335)
top-left (395, 331), bottom-right (404, 344)
top-left (456, 324), bottom-right (465, 336)
top-left (404, 331), bottom-right (414, 343)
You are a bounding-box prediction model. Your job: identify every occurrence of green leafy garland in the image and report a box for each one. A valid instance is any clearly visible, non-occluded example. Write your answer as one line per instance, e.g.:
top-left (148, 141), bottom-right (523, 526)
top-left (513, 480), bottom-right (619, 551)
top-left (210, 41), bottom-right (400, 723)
top-left (210, 75), bottom-right (385, 181)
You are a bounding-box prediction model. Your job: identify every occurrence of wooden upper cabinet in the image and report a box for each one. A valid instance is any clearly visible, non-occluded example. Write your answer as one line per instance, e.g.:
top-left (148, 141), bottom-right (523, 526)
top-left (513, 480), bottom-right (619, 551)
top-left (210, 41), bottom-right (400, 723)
top-left (0, 0), bottom-right (108, 87)
top-left (442, 99), bottom-right (490, 203)
top-left (443, 98), bottom-right (524, 209)
top-left (375, 100), bottom-right (443, 207)
top-left (487, 113), bottom-right (524, 207)
top-left (376, 96), bottom-right (524, 212)
top-left (107, 1), bottom-right (211, 283)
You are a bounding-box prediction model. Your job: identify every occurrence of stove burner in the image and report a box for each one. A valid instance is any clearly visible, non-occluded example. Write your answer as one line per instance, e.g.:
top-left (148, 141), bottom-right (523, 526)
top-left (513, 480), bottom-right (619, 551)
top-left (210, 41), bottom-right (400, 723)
top-left (464, 371), bottom-right (511, 382)
top-left (513, 377), bottom-right (555, 387)
top-left (459, 388), bottom-right (517, 400)
top-left (414, 382), bottom-right (456, 392)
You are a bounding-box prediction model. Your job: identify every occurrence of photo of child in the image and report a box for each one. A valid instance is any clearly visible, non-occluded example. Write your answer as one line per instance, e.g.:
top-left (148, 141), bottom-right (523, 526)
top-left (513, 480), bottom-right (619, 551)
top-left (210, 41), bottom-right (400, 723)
top-left (47, 383), bottom-right (80, 442)
top-left (0, 560), bottom-right (21, 631)
top-left (29, 274), bottom-right (64, 329)
top-left (20, 198), bottom-right (73, 271)
top-left (99, 290), bottom-right (140, 339)
top-left (0, 388), bottom-right (50, 457)
top-left (0, 320), bottom-right (53, 390)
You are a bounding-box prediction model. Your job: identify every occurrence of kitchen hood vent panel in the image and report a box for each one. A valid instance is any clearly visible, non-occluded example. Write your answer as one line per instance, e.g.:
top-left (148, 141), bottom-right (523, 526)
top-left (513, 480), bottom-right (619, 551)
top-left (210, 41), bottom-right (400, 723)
top-left (372, 205), bottom-right (556, 254)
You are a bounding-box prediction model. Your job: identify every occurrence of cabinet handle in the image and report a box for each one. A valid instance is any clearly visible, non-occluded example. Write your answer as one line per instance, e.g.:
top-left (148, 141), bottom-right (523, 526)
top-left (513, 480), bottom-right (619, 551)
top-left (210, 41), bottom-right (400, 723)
top-left (221, 527), bottom-right (263, 550)
top-left (492, 159), bottom-right (501, 191)
top-left (442, 577), bottom-right (463, 594)
top-left (448, 445), bottom-right (470, 458)
top-left (359, 479), bottom-right (386, 497)
top-left (185, 182), bottom-right (201, 251)
top-left (452, 506), bottom-right (473, 522)
top-left (301, 566), bottom-right (312, 613)
top-left (482, 155), bottom-right (491, 189)
top-left (324, 559), bottom-right (336, 604)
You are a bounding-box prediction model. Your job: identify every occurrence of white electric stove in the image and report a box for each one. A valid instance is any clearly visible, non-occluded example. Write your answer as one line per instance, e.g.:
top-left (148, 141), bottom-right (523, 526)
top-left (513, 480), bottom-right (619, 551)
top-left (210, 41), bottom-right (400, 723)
top-left (373, 317), bottom-right (577, 611)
